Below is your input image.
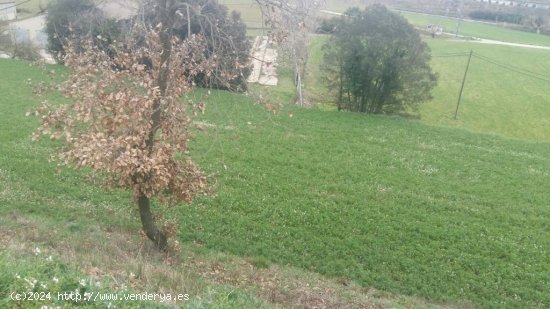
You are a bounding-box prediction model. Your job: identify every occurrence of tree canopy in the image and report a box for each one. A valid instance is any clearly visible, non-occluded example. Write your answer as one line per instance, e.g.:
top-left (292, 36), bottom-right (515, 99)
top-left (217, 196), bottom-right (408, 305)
top-left (323, 5), bottom-right (437, 114)
top-left (45, 0), bottom-right (251, 91)
top-left (45, 0), bottom-right (120, 63)
top-left (34, 0), bottom-right (216, 250)
top-left (142, 0), bottom-right (251, 91)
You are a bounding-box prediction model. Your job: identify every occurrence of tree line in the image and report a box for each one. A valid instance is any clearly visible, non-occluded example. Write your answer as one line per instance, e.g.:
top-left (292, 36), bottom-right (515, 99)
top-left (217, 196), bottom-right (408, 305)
top-left (45, 0), bottom-right (251, 91)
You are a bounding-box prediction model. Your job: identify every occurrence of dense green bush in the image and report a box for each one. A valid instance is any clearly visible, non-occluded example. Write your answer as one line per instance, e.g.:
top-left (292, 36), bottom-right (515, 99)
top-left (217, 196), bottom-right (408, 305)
top-left (45, 0), bottom-right (250, 91)
top-left (45, 0), bottom-right (120, 63)
top-left (323, 5), bottom-right (437, 114)
top-left (142, 0), bottom-right (251, 92)
top-left (316, 17), bottom-right (339, 34)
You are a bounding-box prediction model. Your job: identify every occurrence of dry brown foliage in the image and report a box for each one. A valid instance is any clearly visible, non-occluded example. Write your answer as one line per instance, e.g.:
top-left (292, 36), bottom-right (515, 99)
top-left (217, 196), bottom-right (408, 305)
top-left (33, 31), bottom-right (211, 202)
top-left (31, 3), bottom-right (217, 249)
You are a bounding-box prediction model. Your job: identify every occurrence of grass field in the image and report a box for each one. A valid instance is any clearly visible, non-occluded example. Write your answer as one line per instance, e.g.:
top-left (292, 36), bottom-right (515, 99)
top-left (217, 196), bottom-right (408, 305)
top-left (219, 0), bottom-right (264, 30)
top-left (303, 34), bottom-right (550, 140)
top-left (219, 0), bottom-right (365, 33)
top-left (186, 89), bottom-right (550, 309)
top-left (402, 11), bottom-right (550, 47)
top-left (3, 1), bottom-right (550, 308)
top-left (422, 39), bottom-right (550, 140)
top-left (0, 60), bottom-right (462, 308)
top-left (2, 58), bottom-right (549, 308)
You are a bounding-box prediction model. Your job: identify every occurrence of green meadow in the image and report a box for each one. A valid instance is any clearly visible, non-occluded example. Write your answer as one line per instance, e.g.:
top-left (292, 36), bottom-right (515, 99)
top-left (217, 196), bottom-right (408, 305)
top-left (2, 1), bottom-right (550, 308)
top-left (304, 33), bottom-right (550, 141)
top-left (422, 39), bottom-right (550, 140)
top-left (219, 0), bottom-right (263, 30)
top-left (2, 58), bottom-right (550, 308)
top-left (188, 92), bottom-right (550, 309)
top-left (402, 11), bottom-right (550, 46)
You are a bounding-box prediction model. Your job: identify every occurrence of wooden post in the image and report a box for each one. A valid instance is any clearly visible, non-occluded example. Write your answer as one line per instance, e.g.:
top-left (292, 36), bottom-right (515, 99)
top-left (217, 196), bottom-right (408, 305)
top-left (454, 50), bottom-right (472, 120)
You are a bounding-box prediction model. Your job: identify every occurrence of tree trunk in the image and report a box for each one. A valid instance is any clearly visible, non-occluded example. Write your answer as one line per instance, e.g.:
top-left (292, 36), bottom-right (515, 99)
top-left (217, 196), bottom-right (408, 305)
top-left (137, 0), bottom-right (174, 250)
top-left (138, 194), bottom-right (168, 250)
top-left (338, 64), bottom-right (343, 110)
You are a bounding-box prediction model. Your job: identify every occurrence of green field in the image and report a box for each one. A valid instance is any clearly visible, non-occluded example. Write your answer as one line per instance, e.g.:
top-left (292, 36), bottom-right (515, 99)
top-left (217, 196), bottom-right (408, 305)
top-left (304, 34), bottom-right (550, 140)
top-left (2, 59), bottom-right (549, 308)
top-left (3, 1), bottom-right (550, 308)
top-left (322, 5), bottom-right (550, 139)
top-left (402, 11), bottom-right (550, 47)
top-left (219, 0), bottom-right (365, 33)
top-left (0, 60), bottom-right (457, 308)
top-left (219, 0), bottom-right (263, 30)
top-left (423, 39), bottom-right (550, 140)
top-left (187, 91), bottom-right (550, 309)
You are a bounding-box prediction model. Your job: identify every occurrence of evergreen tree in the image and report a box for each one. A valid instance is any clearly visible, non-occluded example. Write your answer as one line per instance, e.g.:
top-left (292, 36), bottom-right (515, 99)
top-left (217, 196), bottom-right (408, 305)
top-left (323, 5), bottom-right (437, 114)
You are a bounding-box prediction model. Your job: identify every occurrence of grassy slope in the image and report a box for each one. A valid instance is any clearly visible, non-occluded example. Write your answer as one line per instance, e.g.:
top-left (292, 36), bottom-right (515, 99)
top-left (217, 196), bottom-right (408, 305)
top-left (305, 33), bottom-right (550, 140)
top-left (1, 50), bottom-right (549, 309)
top-left (303, 34), bottom-right (332, 108)
top-left (0, 60), bottom-right (284, 308)
top-left (421, 39), bottom-right (550, 140)
top-left (185, 89), bottom-right (550, 309)
top-left (213, 5), bottom-right (548, 306)
top-left (3, 3), bottom-right (550, 308)
top-left (213, 3), bottom-right (547, 307)
top-left (0, 60), bottom-right (453, 309)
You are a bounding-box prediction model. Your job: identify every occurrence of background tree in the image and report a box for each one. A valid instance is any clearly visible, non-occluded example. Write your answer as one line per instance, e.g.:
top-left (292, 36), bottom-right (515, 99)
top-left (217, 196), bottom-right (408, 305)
top-left (0, 20), bottom-right (13, 55)
top-left (45, 0), bottom-right (121, 63)
top-left (323, 5), bottom-right (437, 114)
top-left (141, 0), bottom-right (251, 92)
top-left (0, 20), bottom-right (41, 61)
top-left (255, 0), bottom-right (324, 106)
top-left (45, 0), bottom-right (250, 91)
top-left (529, 14), bottom-right (547, 35)
top-left (32, 0), bottom-right (214, 250)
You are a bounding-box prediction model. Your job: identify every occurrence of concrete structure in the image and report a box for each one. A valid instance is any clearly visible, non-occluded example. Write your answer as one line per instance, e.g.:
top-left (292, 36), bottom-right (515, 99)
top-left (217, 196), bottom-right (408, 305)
top-left (247, 36), bottom-right (278, 86)
top-left (0, 1), bottom-right (16, 21)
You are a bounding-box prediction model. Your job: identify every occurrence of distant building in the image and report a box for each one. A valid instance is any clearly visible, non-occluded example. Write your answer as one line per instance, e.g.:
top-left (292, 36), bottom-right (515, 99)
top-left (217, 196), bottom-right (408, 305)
top-left (0, 1), bottom-right (17, 21)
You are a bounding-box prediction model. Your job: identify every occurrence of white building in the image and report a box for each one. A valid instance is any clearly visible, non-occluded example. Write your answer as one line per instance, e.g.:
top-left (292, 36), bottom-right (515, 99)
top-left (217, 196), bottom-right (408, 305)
top-left (0, 1), bottom-right (17, 21)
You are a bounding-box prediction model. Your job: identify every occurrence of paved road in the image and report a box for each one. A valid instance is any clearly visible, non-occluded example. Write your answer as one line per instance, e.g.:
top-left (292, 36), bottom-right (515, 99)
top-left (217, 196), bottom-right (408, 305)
top-left (444, 32), bottom-right (550, 50)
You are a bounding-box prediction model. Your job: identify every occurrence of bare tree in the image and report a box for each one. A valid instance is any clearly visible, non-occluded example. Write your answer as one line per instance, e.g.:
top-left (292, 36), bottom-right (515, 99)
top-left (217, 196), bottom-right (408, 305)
top-left (255, 0), bottom-right (323, 106)
top-left (0, 22), bottom-right (41, 61)
top-left (31, 0), bottom-right (215, 250)
top-left (530, 15), bottom-right (547, 35)
top-left (0, 20), bottom-right (13, 54)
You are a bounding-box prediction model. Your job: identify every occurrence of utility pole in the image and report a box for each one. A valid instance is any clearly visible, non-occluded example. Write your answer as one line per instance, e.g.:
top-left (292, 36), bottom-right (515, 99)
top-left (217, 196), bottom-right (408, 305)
top-left (454, 49), bottom-right (473, 120)
top-left (455, 1), bottom-right (463, 37)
